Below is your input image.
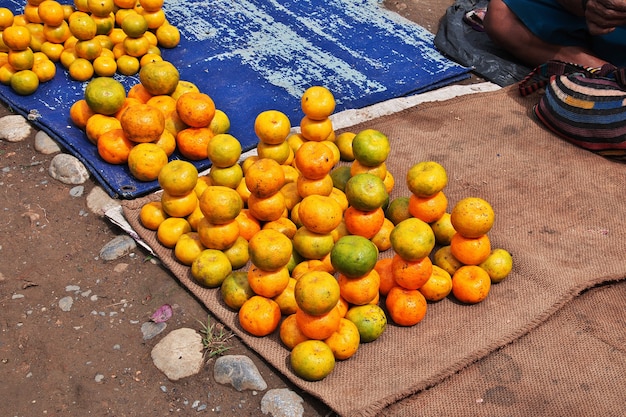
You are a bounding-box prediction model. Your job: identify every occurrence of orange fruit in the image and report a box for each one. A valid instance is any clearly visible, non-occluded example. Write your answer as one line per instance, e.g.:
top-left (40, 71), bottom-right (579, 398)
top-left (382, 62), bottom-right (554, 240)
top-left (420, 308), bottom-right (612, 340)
top-left (452, 265), bottom-right (491, 304)
top-left (329, 165), bottom-right (351, 192)
top-left (408, 191), bottom-right (448, 224)
top-left (430, 212), bottom-right (456, 246)
top-left (92, 55), bottom-right (117, 76)
top-left (324, 317), bottom-right (359, 361)
top-left (186, 203), bottom-right (205, 232)
top-left (170, 79), bottom-right (199, 101)
top-left (127, 83), bottom-right (152, 103)
top-left (139, 60), bottom-right (179, 95)
top-left (293, 270), bottom-right (340, 316)
top-left (385, 196), bottom-right (411, 225)
top-left (383, 170), bottom-right (395, 194)
top-left (478, 248), bottom-right (513, 283)
top-left (239, 295), bottom-right (281, 337)
top-left (220, 270), bottom-right (255, 311)
top-left (335, 131), bottom-right (355, 162)
top-left (234, 209), bottom-right (262, 241)
top-left (175, 91), bottom-right (216, 128)
top-left (247, 191), bottom-right (286, 223)
top-left (70, 99), bottom-right (96, 129)
top-left (247, 265), bottom-right (290, 298)
top-left (419, 265), bottom-right (453, 302)
top-left (120, 11), bottom-right (147, 37)
top-left (3, 24), bottom-right (32, 51)
top-left (176, 127), bottom-right (213, 160)
top-left (221, 235), bottom-right (249, 269)
top-left (139, 52), bottom-right (162, 67)
top-left (190, 248), bottom-right (233, 288)
top-left (391, 253), bottom-right (433, 290)
top-left (146, 94), bottom-right (177, 117)
top-left (294, 140), bottom-right (335, 180)
top-left (87, 0), bottom-right (114, 17)
top-left (140, 8), bottom-right (165, 29)
top-left (206, 133), bottom-right (241, 168)
top-left (297, 194), bottom-right (343, 235)
top-left (450, 232), bottom-right (491, 265)
top-left (160, 190), bottom-right (198, 218)
top-left (344, 304), bottom-right (387, 343)
top-left (209, 109), bottom-right (230, 135)
top-left (158, 160), bottom-right (198, 196)
top-left (8, 48), bottom-right (34, 71)
top-left (299, 115), bottom-right (333, 142)
top-left (256, 139), bottom-right (291, 165)
top-left (450, 196), bottom-right (495, 238)
top-left (198, 185), bottom-right (243, 224)
top-left (38, 1), bottom-right (65, 26)
top-left (254, 110), bottom-right (291, 145)
top-left (406, 161), bottom-right (448, 197)
top-left (343, 206), bottom-right (385, 239)
top-left (389, 217), bottom-right (435, 262)
top-left (301, 85), bottom-right (335, 121)
top-left (8, 69), bottom-right (38, 95)
top-left (273, 277), bottom-right (298, 316)
top-left (296, 174), bottom-right (334, 198)
top-left (351, 129), bottom-right (390, 167)
top-left (291, 226), bottom-right (334, 261)
top-left (330, 235), bottom-right (378, 278)
top-left (279, 313), bottom-right (310, 350)
top-left (85, 114), bottom-right (122, 144)
top-left (349, 159), bottom-right (387, 180)
top-left (329, 187), bottom-right (349, 212)
top-left (155, 22), bottom-right (180, 48)
top-left (262, 217), bottom-right (298, 239)
top-left (385, 286), bottom-right (428, 327)
top-left (295, 305), bottom-right (341, 340)
top-left (122, 34), bottom-right (150, 57)
top-left (173, 231), bottom-right (205, 266)
top-left (281, 181), bottom-right (301, 212)
top-left (244, 158), bottom-right (285, 198)
top-left (374, 257), bottom-right (395, 297)
top-left (120, 103), bottom-right (165, 143)
top-left (84, 76), bottom-right (126, 116)
top-left (68, 11), bottom-right (97, 41)
top-left (68, 57), bottom-right (94, 81)
top-left (97, 128), bottom-right (134, 164)
top-left (290, 339), bottom-right (335, 381)
top-left (0, 8), bottom-right (15, 30)
top-left (74, 38), bottom-right (102, 60)
top-left (371, 217), bottom-right (394, 252)
top-left (92, 14), bottom-right (115, 36)
top-left (248, 228), bottom-right (293, 271)
top-left (116, 54), bottom-right (140, 76)
top-left (433, 245), bottom-right (464, 276)
top-left (139, 200), bottom-right (168, 230)
top-left (127, 142), bottom-right (168, 182)
top-left (337, 269), bottom-right (380, 306)
top-left (344, 172), bottom-right (388, 211)
top-left (156, 216), bottom-right (191, 248)
top-left (197, 217), bottom-right (239, 251)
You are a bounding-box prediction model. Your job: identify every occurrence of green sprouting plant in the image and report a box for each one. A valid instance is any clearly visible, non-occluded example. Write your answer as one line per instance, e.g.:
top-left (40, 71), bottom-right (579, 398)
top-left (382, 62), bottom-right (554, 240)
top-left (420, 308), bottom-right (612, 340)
top-left (198, 315), bottom-right (234, 360)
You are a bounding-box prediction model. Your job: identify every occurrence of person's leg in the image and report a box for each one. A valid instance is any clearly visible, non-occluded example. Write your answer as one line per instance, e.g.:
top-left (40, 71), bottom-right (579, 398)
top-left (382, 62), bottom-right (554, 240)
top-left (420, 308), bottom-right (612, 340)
top-left (483, 0), bottom-right (608, 67)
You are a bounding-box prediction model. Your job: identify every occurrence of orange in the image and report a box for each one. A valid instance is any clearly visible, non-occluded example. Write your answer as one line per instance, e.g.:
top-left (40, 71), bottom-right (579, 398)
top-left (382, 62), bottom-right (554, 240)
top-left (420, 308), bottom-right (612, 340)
top-left (24, 4), bottom-right (43, 24)
top-left (198, 185), bottom-right (243, 224)
top-left (38, 1), bottom-right (65, 26)
top-left (84, 76), bottom-right (126, 116)
top-left (371, 217), bottom-right (394, 252)
top-left (374, 257), bottom-right (395, 297)
top-left (291, 260), bottom-right (326, 280)
top-left (273, 277), bottom-right (298, 316)
top-left (220, 270), bottom-right (255, 311)
top-left (127, 142), bottom-right (168, 181)
top-left (329, 165), bottom-right (351, 192)
top-left (239, 295), bottom-right (281, 337)
top-left (139, 60), bottom-right (179, 95)
top-left (407, 191), bottom-right (448, 224)
top-left (173, 231), bottom-right (205, 266)
top-left (158, 160), bottom-right (198, 196)
top-left (433, 245), bottom-right (464, 276)
top-left (294, 140), bottom-right (335, 180)
top-left (248, 228), bottom-right (293, 271)
top-left (234, 209), bottom-right (262, 241)
top-left (3, 25), bottom-right (32, 51)
top-left (92, 14), bottom-right (115, 36)
top-left (87, 0), bottom-right (114, 17)
top-left (478, 248), bottom-right (513, 283)
top-left (389, 217), bottom-right (436, 261)
top-left (7, 48), bottom-right (34, 71)
top-left (344, 304), bottom-right (387, 343)
top-left (247, 265), bottom-right (290, 298)
top-left (452, 265), bottom-right (491, 304)
top-left (146, 94), bottom-right (176, 117)
top-left (335, 131), bottom-right (355, 161)
top-left (337, 269), bottom-right (380, 306)
top-left (68, 57), bottom-right (93, 81)
top-left (116, 54), bottom-right (140, 75)
top-left (450, 196), bottom-right (495, 238)
top-left (406, 161), bottom-right (448, 198)
top-left (160, 190), bottom-right (198, 218)
top-left (40, 40), bottom-right (66, 60)
top-left (74, 38), bottom-right (102, 60)
top-left (120, 103), bottom-right (165, 143)
top-left (330, 234), bottom-right (378, 278)
top-left (221, 235), bottom-right (249, 270)
top-left (244, 158), bottom-right (285, 198)
top-left (209, 109), bottom-right (230, 135)
top-left (324, 317), bottom-right (359, 361)
top-left (127, 83), bottom-right (152, 103)
top-left (385, 286), bottom-right (428, 327)
top-left (295, 306), bottom-right (341, 340)
top-left (85, 114), bottom-right (122, 144)
top-left (301, 85), bottom-right (335, 121)
top-left (247, 191), bottom-right (286, 223)
top-left (139, 52), bottom-right (162, 67)
top-left (430, 212), bottom-right (456, 245)
top-left (279, 314), bottom-right (310, 350)
top-left (328, 187), bottom-right (349, 212)
top-left (155, 22), bottom-right (180, 48)
top-left (291, 226), bottom-right (334, 260)
top-left (8, 69), bottom-right (38, 95)
top-left (351, 129), bottom-right (390, 167)
top-left (262, 217), bottom-right (297, 239)
top-left (296, 174), bottom-right (334, 198)
top-left (297, 194), bottom-right (343, 235)
top-left (256, 139), bottom-right (291, 164)
top-left (196, 217), bottom-right (240, 250)
top-left (140, 8), bottom-right (165, 29)
top-left (176, 127), bottom-right (213, 160)
top-left (0, 8), bottom-right (15, 30)
top-left (299, 115), bottom-right (333, 142)
top-left (343, 206), bottom-right (385, 239)
top-left (391, 253), bottom-right (433, 290)
top-left (186, 203), bottom-right (205, 232)
top-left (344, 172), bottom-right (388, 211)
top-left (114, 97), bottom-right (142, 120)
top-left (97, 128), bottom-right (134, 164)
top-left (290, 339), bottom-right (335, 381)
top-left (419, 265), bottom-right (453, 302)
top-left (190, 248), bottom-right (232, 288)
top-left (120, 11), bottom-right (147, 38)
top-left (349, 159), bottom-right (387, 180)
top-left (156, 216), bottom-right (191, 248)
top-left (206, 133), bottom-right (241, 168)
top-left (194, 175), bottom-right (212, 198)
top-left (70, 99), bottom-right (96, 129)
top-left (170, 79), bottom-right (200, 100)
top-left (293, 270), bottom-right (340, 316)
top-left (175, 91), bottom-right (216, 128)
top-left (139, 200), bottom-right (168, 230)
top-left (122, 34), bottom-right (150, 57)
top-left (383, 170), bottom-right (395, 194)
top-left (287, 132), bottom-right (305, 154)
top-left (92, 55), bottom-right (117, 76)
top-left (281, 181), bottom-right (301, 212)
top-left (254, 110), bottom-right (291, 145)
top-left (69, 11), bottom-right (97, 41)
top-left (450, 232), bottom-right (491, 265)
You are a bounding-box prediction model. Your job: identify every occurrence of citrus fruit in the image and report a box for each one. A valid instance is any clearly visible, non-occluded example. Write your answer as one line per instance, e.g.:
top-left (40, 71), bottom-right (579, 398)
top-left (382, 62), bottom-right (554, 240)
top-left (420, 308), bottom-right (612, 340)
top-left (273, 277), bottom-right (298, 316)
top-left (220, 270), bottom-right (255, 311)
top-left (84, 77), bottom-right (126, 116)
top-left (385, 196), bottom-right (411, 225)
top-left (344, 304), bottom-right (387, 343)
top-left (301, 86), bottom-right (335, 120)
top-left (160, 190), bottom-right (198, 218)
top-left (406, 161), bottom-right (448, 197)
top-left (452, 265), bottom-right (491, 304)
top-left (120, 103), bottom-right (165, 143)
top-left (433, 245), bottom-right (464, 276)
top-left (175, 91), bottom-right (216, 128)
top-left (329, 165), bottom-right (351, 192)
top-left (450, 232), bottom-right (491, 265)
top-left (337, 269), bottom-right (380, 305)
top-left (158, 160), bottom-right (198, 196)
top-left (196, 217), bottom-right (240, 251)
top-left (478, 248), bottom-right (513, 283)
top-left (297, 194), bottom-right (343, 235)
top-left (3, 23), bottom-right (32, 51)
top-left (295, 306), bottom-right (342, 340)
top-left (330, 235), bottom-right (378, 278)
top-left (121, 12), bottom-right (148, 38)
top-left (244, 158), bottom-right (285, 198)
top-left (293, 270), bottom-right (340, 316)
top-left (238, 295), bottom-right (281, 337)
top-left (294, 140), bottom-right (336, 180)
top-left (344, 173), bottom-right (388, 211)
top-left (96, 128), bottom-right (134, 164)
top-left (290, 340), bottom-right (335, 381)
top-left (176, 127), bottom-right (213, 160)
top-left (419, 265), bottom-right (453, 302)
top-left (190, 248), bottom-right (232, 288)
top-left (127, 142), bottom-right (168, 182)
top-left (198, 185), bottom-right (243, 224)
top-left (9, 70), bottom-right (39, 95)
top-left (450, 196), bottom-right (495, 238)
top-left (139, 60), bottom-right (179, 95)
top-left (173, 231), bottom-right (205, 266)
top-left (222, 235), bottom-right (249, 270)
top-left (207, 133), bottom-right (241, 168)
top-left (247, 265), bottom-right (290, 298)
top-left (430, 212), bottom-right (456, 245)
top-left (324, 318), bottom-right (359, 361)
top-left (291, 226), bottom-right (335, 260)
top-left (156, 216), bottom-right (191, 248)
top-left (299, 115), bottom-right (333, 142)
top-left (248, 228), bottom-right (293, 271)
top-left (139, 200), bottom-right (168, 230)
top-left (391, 253), bottom-right (433, 290)
top-left (385, 286), bottom-right (428, 327)
top-left (254, 110), bottom-right (291, 145)
top-left (408, 191), bottom-right (448, 224)
top-left (343, 206), bottom-right (385, 239)
top-left (279, 314), bottom-right (310, 350)
top-left (374, 257), bottom-right (395, 296)
top-left (351, 129), bottom-right (390, 167)
top-left (389, 217), bottom-right (436, 262)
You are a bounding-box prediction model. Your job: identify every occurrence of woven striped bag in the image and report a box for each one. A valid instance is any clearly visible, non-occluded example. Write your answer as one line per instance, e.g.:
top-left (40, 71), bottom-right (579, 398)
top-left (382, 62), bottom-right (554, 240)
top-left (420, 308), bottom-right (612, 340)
top-left (519, 61), bottom-right (626, 161)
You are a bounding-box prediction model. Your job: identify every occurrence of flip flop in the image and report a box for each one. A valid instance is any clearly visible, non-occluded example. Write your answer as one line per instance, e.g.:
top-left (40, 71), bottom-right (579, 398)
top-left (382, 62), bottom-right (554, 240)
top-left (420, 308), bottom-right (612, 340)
top-left (463, 8), bottom-right (487, 32)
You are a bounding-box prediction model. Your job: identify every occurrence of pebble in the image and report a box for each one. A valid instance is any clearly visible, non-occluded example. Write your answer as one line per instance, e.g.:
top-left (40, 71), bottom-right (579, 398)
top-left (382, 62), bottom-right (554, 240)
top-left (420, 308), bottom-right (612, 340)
top-left (70, 185), bottom-right (84, 198)
top-left (141, 321), bottom-right (167, 340)
top-left (34, 130), bottom-right (61, 154)
top-left (86, 186), bottom-right (118, 217)
top-left (213, 355), bottom-right (267, 392)
top-left (48, 153), bottom-right (90, 185)
top-left (59, 296), bottom-right (73, 312)
top-left (0, 114), bottom-right (33, 142)
top-left (261, 389), bottom-right (305, 417)
top-left (151, 328), bottom-right (204, 381)
top-left (99, 235), bottom-right (137, 261)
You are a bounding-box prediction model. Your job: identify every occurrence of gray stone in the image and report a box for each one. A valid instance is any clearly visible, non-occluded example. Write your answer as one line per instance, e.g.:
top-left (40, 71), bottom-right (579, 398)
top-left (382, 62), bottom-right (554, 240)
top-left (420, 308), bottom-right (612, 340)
top-left (34, 130), bottom-right (61, 154)
top-left (48, 153), bottom-right (90, 185)
top-left (59, 296), bottom-right (73, 312)
top-left (99, 235), bottom-right (137, 261)
top-left (261, 388), bottom-right (305, 417)
top-left (151, 328), bottom-right (204, 381)
top-left (213, 355), bottom-right (267, 392)
top-left (141, 321), bottom-right (167, 340)
top-left (0, 115), bottom-right (32, 142)
top-left (86, 186), bottom-right (118, 217)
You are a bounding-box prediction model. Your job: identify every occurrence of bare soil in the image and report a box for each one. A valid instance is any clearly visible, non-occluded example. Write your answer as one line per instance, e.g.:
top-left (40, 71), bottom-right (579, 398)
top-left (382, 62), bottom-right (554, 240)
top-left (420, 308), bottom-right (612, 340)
top-left (0, 1), bottom-right (467, 416)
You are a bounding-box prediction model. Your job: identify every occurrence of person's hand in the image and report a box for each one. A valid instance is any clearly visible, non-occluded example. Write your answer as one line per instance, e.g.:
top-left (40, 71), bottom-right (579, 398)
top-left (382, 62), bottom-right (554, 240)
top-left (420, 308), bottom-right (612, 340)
top-left (585, 0), bottom-right (626, 35)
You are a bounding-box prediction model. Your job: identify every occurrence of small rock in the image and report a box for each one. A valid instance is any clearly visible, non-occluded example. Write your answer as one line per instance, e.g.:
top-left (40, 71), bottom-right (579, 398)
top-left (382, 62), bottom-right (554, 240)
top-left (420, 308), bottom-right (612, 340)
top-left (65, 285), bottom-right (80, 292)
top-left (141, 321), bottom-right (167, 340)
top-left (70, 185), bottom-right (84, 197)
top-left (99, 235), bottom-right (137, 261)
top-left (95, 373), bottom-right (105, 383)
top-left (59, 296), bottom-right (73, 312)
top-left (261, 389), bottom-right (304, 417)
top-left (113, 263), bottom-right (129, 273)
top-left (86, 186), bottom-right (118, 217)
top-left (48, 153), bottom-right (90, 185)
top-left (34, 130), bottom-right (61, 154)
top-left (151, 328), bottom-right (204, 381)
top-left (213, 355), bottom-right (267, 392)
top-left (0, 114), bottom-right (32, 142)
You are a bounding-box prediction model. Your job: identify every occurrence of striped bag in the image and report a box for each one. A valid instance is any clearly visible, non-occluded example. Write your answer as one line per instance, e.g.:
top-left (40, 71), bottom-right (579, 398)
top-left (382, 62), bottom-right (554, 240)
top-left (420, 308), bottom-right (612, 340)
top-left (519, 60), bottom-right (626, 161)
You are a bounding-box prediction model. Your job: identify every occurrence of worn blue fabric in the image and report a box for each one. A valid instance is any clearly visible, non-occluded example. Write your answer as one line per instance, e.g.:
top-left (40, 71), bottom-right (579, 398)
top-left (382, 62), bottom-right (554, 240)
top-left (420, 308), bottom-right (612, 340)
top-left (0, 0), bottom-right (469, 198)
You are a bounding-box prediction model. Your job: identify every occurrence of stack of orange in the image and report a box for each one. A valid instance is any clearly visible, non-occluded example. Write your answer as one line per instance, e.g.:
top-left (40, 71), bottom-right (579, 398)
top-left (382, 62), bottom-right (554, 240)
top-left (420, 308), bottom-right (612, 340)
top-left (206, 133), bottom-right (243, 189)
top-left (254, 110), bottom-right (293, 165)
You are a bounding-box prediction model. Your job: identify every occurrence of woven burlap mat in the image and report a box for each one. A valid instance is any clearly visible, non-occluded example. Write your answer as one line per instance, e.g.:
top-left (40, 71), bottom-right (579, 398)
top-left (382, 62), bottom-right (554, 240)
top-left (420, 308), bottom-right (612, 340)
top-left (122, 86), bottom-right (626, 416)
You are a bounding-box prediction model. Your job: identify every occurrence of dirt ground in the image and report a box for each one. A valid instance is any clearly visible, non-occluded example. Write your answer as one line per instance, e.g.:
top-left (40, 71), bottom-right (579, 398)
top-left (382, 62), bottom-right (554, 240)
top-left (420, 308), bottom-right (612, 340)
top-left (0, 1), bottom-right (467, 416)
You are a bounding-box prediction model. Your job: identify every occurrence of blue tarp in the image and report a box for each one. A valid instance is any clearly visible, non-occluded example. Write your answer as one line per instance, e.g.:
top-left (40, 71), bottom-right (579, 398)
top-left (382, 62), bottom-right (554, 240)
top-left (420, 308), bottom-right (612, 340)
top-left (0, 0), bottom-right (470, 198)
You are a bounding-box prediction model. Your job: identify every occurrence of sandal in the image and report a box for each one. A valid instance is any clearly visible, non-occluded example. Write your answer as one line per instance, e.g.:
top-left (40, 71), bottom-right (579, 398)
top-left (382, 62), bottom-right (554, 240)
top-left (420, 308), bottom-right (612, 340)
top-left (463, 7), bottom-right (487, 32)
